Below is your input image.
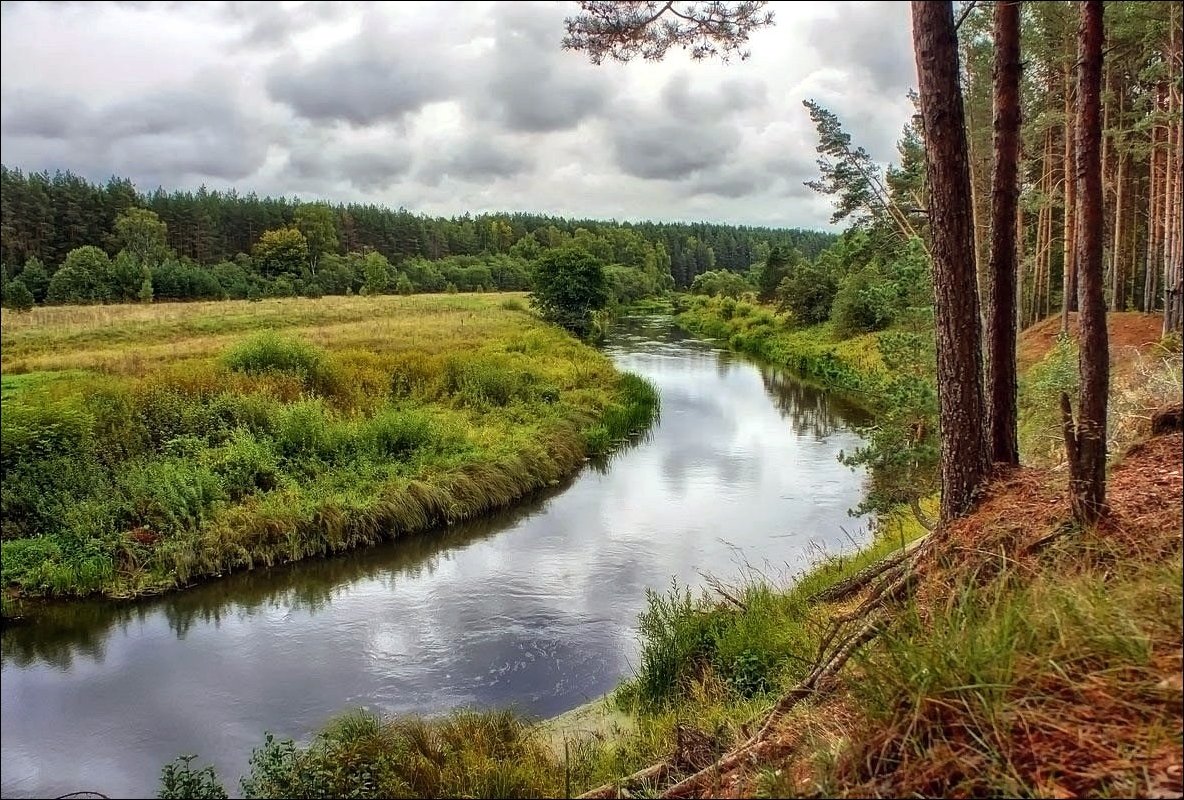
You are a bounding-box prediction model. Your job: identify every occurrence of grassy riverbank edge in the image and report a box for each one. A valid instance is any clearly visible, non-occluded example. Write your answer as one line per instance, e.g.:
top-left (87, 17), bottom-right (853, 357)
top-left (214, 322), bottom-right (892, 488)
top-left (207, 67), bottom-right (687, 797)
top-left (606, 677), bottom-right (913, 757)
top-left (0, 295), bottom-right (660, 618)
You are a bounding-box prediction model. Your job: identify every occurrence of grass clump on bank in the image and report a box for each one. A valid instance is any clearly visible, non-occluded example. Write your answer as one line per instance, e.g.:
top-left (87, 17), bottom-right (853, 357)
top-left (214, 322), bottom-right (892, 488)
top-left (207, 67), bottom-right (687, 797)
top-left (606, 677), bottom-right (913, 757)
top-left (0, 294), bottom-right (657, 610)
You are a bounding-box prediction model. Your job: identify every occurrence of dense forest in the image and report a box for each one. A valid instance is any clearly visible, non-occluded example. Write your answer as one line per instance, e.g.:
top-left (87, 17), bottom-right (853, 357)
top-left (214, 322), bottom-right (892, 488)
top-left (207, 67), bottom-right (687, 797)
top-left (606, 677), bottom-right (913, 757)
top-left (0, 166), bottom-right (835, 305)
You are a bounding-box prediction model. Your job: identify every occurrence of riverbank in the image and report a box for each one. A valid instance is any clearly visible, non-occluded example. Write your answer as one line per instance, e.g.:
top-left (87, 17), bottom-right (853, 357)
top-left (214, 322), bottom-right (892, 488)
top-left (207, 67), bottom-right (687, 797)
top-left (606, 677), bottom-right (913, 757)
top-left (156, 412), bottom-right (1180, 798)
top-left (672, 294), bottom-right (889, 400)
top-left (0, 294), bottom-right (658, 615)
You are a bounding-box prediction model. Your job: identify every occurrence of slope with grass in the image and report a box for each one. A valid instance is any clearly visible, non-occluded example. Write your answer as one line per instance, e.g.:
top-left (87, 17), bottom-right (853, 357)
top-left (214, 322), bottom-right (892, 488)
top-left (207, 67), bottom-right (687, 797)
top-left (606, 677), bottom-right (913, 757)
top-left (0, 294), bottom-right (658, 613)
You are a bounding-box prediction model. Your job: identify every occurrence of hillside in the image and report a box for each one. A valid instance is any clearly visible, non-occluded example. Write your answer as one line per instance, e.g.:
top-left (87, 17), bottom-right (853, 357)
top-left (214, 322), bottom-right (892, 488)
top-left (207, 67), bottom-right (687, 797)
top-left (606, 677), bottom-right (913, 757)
top-left (595, 427), bottom-right (1183, 798)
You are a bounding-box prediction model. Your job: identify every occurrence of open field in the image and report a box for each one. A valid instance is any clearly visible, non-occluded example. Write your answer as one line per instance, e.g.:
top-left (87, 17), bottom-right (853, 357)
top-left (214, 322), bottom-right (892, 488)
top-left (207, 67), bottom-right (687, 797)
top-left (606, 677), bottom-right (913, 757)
top-left (0, 294), bottom-right (657, 610)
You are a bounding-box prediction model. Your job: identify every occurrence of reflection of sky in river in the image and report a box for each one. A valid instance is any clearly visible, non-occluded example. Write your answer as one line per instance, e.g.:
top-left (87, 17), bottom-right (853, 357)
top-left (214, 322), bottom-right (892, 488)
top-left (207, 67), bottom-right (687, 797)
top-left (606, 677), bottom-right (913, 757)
top-left (1, 317), bottom-right (869, 799)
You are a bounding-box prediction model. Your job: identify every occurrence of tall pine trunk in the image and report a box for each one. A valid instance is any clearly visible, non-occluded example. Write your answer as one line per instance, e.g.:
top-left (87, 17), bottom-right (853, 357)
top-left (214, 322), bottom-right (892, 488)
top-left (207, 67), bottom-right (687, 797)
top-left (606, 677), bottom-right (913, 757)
top-left (1062, 0), bottom-right (1108, 525)
top-left (987, 0), bottom-right (1022, 465)
top-left (911, 0), bottom-right (991, 523)
top-left (1112, 147), bottom-right (1127, 311)
top-left (1061, 68), bottom-right (1078, 331)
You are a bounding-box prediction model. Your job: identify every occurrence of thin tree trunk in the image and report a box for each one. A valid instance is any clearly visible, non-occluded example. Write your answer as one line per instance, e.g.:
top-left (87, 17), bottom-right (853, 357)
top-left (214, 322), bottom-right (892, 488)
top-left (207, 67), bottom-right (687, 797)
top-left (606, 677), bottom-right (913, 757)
top-left (911, 0), bottom-right (991, 523)
top-left (1061, 68), bottom-right (1078, 332)
top-left (1112, 146), bottom-right (1127, 311)
top-left (1063, 0), bottom-right (1108, 525)
top-left (987, 0), bottom-right (1022, 465)
top-left (1017, 195), bottom-right (1026, 329)
top-left (1145, 92), bottom-right (1162, 313)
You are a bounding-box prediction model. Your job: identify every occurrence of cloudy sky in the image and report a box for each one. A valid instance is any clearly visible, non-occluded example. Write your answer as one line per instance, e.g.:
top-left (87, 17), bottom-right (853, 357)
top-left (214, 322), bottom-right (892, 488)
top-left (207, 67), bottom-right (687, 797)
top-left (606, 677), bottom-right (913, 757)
top-left (0, 1), bottom-right (917, 230)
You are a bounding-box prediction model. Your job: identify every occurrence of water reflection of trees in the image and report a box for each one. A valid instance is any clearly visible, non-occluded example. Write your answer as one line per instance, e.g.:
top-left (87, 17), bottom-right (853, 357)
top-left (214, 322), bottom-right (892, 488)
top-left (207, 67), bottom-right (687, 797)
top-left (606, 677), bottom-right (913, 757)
top-left (760, 367), bottom-right (872, 439)
top-left (1, 482), bottom-right (574, 671)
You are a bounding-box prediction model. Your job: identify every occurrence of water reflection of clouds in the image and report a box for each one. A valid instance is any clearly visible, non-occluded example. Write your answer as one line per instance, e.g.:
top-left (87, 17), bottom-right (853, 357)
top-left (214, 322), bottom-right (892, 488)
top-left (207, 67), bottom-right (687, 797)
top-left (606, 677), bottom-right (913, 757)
top-left (2, 317), bottom-right (873, 800)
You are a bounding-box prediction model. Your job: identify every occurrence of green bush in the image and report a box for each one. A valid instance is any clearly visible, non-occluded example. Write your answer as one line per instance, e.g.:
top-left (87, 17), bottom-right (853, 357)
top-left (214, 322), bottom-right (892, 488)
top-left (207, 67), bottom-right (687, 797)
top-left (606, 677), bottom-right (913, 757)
top-left (224, 334), bottom-right (331, 390)
top-left (159, 756), bottom-right (228, 800)
top-left (115, 459), bottom-right (225, 536)
top-left (205, 430), bottom-right (279, 499)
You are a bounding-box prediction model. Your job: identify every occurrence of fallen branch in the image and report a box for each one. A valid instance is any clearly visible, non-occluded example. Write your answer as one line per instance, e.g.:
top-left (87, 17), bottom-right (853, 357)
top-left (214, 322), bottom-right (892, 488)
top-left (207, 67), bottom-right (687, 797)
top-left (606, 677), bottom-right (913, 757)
top-left (809, 534), bottom-right (929, 605)
top-left (702, 573), bottom-right (748, 611)
top-left (577, 762), bottom-right (670, 799)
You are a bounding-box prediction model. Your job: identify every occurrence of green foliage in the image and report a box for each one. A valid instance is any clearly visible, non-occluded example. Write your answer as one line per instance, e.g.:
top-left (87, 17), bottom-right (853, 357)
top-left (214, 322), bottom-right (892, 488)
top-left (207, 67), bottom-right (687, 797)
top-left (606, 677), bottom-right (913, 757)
top-left (530, 245), bottom-right (608, 334)
top-left (46, 245), bottom-right (111, 304)
top-left (3, 278), bottom-right (34, 311)
top-left (139, 274), bottom-right (155, 303)
top-left (109, 250), bottom-right (145, 302)
top-left (232, 710), bottom-right (565, 799)
top-left (18, 257), bottom-right (50, 302)
top-left (158, 755), bottom-right (228, 799)
top-left (361, 252), bottom-right (392, 295)
top-left (294, 203), bottom-right (339, 272)
top-left (0, 296), bottom-right (659, 603)
top-left (252, 228), bottom-right (308, 279)
top-left (1019, 335), bottom-right (1079, 464)
top-left (689, 269), bottom-right (751, 299)
top-left (224, 333), bottom-right (332, 390)
top-left (756, 245), bottom-right (796, 301)
top-left (115, 207), bottom-right (171, 268)
top-left (775, 257), bottom-right (837, 325)
top-left (831, 263), bottom-right (897, 335)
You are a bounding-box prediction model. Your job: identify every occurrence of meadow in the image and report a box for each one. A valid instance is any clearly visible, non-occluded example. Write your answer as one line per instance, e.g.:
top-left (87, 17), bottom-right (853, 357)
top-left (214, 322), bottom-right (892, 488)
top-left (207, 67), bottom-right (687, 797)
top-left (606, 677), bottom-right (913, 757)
top-left (0, 294), bottom-right (657, 611)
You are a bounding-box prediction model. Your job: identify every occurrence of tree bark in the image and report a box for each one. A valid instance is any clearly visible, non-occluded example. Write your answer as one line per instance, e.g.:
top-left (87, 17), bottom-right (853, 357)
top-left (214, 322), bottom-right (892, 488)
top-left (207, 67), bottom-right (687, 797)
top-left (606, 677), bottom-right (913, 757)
top-left (1112, 146), bottom-right (1127, 311)
top-left (1063, 0), bottom-right (1108, 525)
top-left (1061, 67), bottom-right (1078, 331)
top-left (986, 0), bottom-right (1022, 465)
top-left (911, 0), bottom-right (991, 523)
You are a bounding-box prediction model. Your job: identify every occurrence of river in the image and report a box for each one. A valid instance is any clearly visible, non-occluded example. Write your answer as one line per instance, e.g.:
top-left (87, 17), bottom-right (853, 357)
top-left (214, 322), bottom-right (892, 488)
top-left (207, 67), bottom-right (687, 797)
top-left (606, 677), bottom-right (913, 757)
top-left (0, 316), bottom-right (871, 799)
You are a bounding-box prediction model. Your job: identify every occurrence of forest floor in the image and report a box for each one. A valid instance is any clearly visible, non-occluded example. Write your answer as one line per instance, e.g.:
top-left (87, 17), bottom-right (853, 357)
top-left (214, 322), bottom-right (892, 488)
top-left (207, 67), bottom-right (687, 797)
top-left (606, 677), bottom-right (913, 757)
top-left (670, 428), bottom-right (1183, 798)
top-left (1018, 310), bottom-right (1167, 371)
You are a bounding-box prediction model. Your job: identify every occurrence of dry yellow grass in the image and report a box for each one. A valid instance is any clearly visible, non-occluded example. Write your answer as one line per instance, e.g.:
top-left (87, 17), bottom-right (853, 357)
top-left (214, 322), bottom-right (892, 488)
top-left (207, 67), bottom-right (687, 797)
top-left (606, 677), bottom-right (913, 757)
top-left (0, 293), bottom-right (535, 375)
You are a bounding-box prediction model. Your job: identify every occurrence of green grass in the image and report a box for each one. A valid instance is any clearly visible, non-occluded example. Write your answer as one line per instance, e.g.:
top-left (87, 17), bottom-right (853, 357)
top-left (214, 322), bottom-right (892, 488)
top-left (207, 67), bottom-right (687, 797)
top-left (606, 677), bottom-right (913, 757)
top-left (0, 294), bottom-right (658, 609)
top-left (673, 294), bottom-right (888, 403)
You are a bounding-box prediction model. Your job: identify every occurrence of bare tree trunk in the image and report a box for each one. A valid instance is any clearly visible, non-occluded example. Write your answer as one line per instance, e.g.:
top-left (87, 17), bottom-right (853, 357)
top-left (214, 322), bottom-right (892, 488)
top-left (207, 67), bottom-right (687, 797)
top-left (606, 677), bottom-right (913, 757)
top-left (1167, 111), bottom-right (1183, 332)
top-left (987, 0), bottom-right (1022, 465)
top-left (912, 0), bottom-right (991, 523)
top-left (1112, 146), bottom-right (1127, 310)
top-left (1063, 0), bottom-right (1108, 525)
top-left (1017, 195), bottom-right (1026, 329)
top-left (1145, 94), bottom-right (1161, 313)
top-left (1061, 68), bottom-right (1078, 331)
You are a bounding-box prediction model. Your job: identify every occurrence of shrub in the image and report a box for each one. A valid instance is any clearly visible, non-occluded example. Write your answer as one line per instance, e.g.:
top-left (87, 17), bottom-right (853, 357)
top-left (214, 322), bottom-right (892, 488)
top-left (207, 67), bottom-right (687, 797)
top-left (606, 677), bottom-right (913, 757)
top-left (159, 755), bottom-right (228, 800)
top-left (115, 459), bottom-right (225, 536)
top-left (206, 430), bottom-right (279, 499)
top-left (3, 279), bottom-right (34, 311)
top-left (224, 334), bottom-right (331, 391)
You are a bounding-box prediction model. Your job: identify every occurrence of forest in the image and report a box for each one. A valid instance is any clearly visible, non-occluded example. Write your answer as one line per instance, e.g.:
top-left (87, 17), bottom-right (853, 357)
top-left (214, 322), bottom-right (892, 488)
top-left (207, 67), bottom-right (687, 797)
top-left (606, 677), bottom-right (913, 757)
top-left (0, 166), bottom-right (834, 306)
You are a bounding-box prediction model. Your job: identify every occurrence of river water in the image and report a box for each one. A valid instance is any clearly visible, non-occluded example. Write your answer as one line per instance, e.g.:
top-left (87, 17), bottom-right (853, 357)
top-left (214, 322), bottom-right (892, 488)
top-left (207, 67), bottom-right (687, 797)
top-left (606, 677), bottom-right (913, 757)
top-left (0, 316), bottom-right (871, 799)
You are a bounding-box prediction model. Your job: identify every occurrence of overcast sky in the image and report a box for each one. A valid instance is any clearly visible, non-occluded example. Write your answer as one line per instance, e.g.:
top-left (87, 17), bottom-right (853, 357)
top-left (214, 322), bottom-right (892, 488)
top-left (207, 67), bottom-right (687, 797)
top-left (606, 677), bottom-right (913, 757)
top-left (0, 1), bottom-right (917, 230)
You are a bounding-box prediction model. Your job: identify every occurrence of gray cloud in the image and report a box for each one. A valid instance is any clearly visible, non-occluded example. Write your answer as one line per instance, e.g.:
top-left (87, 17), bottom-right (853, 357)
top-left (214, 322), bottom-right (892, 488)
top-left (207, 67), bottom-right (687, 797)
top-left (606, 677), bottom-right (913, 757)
top-left (267, 28), bottom-right (454, 126)
top-left (0, 1), bottom-right (919, 229)
top-left (474, 3), bottom-right (609, 133)
top-left (0, 91), bottom-right (80, 138)
top-left (805, 3), bottom-right (915, 96)
top-left (2, 80), bottom-right (269, 183)
top-left (417, 137), bottom-right (532, 186)
top-left (612, 118), bottom-right (742, 180)
top-left (661, 74), bottom-right (767, 121)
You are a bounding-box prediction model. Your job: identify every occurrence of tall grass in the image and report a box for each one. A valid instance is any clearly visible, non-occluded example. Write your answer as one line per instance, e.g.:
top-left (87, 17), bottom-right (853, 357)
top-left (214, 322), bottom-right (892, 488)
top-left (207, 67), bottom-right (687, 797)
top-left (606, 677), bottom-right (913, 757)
top-left (0, 294), bottom-right (658, 609)
top-left (821, 554), bottom-right (1183, 798)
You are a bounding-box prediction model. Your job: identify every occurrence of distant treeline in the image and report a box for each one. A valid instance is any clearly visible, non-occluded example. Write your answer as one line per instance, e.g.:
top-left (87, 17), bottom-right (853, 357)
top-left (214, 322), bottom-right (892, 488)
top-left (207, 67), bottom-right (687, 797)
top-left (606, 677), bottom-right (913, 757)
top-left (0, 167), bottom-right (835, 289)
